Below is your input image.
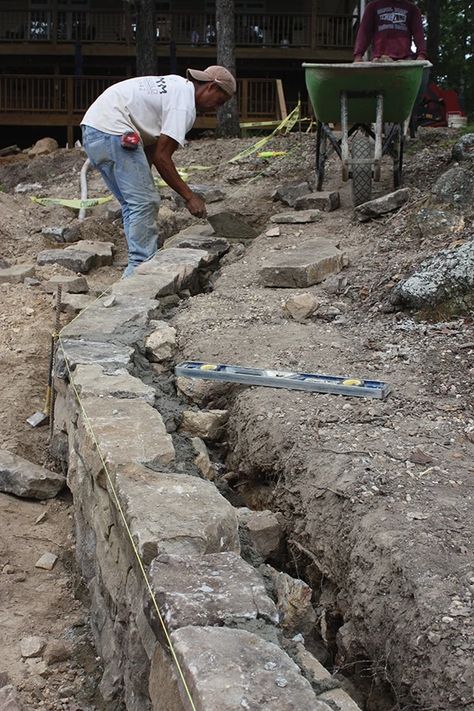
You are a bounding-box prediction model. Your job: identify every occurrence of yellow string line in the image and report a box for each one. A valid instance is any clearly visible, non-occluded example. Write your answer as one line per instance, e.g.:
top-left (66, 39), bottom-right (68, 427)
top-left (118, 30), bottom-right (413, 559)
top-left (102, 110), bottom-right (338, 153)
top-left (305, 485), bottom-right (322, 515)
top-left (57, 334), bottom-right (197, 711)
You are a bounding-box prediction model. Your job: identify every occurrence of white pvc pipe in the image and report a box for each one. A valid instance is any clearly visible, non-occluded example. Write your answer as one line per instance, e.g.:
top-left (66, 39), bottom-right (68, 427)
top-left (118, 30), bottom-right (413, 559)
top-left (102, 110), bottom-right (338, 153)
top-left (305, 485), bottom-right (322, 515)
top-left (79, 158), bottom-right (91, 222)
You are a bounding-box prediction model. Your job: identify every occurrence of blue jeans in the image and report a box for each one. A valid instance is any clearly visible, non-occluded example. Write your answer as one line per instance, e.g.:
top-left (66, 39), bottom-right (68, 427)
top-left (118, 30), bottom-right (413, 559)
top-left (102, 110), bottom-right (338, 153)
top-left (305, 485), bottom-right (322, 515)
top-left (82, 125), bottom-right (161, 277)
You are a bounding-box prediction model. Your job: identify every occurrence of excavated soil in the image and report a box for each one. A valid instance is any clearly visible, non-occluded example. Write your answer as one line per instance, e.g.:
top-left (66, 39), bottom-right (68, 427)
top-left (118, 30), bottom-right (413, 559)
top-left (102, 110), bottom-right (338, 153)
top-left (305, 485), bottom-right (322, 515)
top-left (0, 127), bottom-right (473, 711)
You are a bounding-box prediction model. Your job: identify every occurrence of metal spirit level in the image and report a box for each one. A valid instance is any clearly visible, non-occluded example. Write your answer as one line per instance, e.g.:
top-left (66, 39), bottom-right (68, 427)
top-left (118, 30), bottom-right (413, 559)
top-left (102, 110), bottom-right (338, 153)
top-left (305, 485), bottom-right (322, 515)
top-left (175, 361), bottom-right (391, 399)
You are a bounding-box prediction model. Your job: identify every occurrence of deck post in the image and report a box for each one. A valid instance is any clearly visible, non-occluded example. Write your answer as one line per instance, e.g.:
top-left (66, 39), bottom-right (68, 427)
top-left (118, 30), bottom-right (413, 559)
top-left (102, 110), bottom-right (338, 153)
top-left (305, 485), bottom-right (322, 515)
top-left (241, 79), bottom-right (249, 121)
top-left (66, 76), bottom-right (74, 148)
top-left (276, 79), bottom-right (287, 120)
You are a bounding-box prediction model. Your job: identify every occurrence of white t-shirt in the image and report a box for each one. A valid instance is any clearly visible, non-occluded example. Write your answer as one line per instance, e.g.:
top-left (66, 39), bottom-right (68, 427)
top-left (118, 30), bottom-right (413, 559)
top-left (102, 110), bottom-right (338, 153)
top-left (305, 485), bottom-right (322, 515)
top-left (81, 75), bottom-right (196, 146)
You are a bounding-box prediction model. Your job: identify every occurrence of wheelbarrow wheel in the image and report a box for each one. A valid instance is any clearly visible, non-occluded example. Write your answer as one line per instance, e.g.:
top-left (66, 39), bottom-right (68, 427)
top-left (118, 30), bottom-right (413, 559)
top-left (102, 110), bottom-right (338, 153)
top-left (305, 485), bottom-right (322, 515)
top-left (351, 135), bottom-right (372, 206)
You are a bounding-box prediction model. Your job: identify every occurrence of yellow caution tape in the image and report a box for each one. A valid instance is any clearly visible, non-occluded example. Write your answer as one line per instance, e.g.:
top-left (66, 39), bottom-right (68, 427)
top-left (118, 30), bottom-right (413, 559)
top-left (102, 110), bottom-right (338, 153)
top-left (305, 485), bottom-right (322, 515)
top-left (228, 103), bottom-right (300, 163)
top-left (154, 170), bottom-right (189, 188)
top-left (182, 165), bottom-right (212, 172)
top-left (31, 196), bottom-right (113, 209)
top-left (257, 151), bottom-right (287, 158)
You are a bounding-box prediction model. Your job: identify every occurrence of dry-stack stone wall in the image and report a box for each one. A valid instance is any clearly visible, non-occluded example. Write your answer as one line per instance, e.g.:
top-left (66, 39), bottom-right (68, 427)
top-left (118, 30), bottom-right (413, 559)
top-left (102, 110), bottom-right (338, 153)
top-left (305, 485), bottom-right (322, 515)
top-left (53, 246), bottom-right (360, 711)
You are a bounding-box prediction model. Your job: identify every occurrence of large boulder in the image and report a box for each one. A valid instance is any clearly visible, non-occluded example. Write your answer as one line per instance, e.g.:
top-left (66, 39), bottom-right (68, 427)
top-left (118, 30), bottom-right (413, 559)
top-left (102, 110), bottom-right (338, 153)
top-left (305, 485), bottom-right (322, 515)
top-left (391, 239), bottom-right (474, 314)
top-left (0, 449), bottom-right (65, 499)
top-left (260, 238), bottom-right (345, 288)
top-left (354, 188), bottom-right (410, 222)
top-left (431, 167), bottom-right (474, 208)
top-left (28, 137), bottom-right (59, 157)
top-left (451, 133), bottom-right (474, 166)
top-left (414, 208), bottom-right (464, 239)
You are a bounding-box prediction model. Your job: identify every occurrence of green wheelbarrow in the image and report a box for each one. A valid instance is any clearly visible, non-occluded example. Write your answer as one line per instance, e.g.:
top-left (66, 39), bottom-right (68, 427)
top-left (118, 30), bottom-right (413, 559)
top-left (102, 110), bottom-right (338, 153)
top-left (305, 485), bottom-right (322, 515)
top-left (303, 61), bottom-right (431, 206)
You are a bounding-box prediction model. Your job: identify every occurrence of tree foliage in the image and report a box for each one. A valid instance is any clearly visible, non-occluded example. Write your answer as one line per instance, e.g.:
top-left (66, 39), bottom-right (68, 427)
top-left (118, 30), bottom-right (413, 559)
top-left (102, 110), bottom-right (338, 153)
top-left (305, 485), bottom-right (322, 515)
top-left (419, 0), bottom-right (473, 115)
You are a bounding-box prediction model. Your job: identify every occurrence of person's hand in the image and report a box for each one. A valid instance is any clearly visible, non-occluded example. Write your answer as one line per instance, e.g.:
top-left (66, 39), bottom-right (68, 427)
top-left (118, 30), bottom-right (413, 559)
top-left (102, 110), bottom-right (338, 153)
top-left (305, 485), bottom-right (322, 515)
top-left (185, 193), bottom-right (207, 218)
top-left (353, 55), bottom-right (363, 63)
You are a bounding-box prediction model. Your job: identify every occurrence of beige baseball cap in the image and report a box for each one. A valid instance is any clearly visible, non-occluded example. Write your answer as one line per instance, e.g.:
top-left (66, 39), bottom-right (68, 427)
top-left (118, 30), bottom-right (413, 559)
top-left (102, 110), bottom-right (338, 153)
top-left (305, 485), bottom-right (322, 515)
top-left (186, 65), bottom-right (236, 97)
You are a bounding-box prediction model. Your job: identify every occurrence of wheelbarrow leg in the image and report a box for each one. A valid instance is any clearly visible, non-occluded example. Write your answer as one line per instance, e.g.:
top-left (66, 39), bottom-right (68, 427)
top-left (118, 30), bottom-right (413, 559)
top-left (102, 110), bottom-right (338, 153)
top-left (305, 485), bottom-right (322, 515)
top-left (340, 91), bottom-right (349, 181)
top-left (374, 93), bottom-right (383, 182)
top-left (393, 123), bottom-right (404, 188)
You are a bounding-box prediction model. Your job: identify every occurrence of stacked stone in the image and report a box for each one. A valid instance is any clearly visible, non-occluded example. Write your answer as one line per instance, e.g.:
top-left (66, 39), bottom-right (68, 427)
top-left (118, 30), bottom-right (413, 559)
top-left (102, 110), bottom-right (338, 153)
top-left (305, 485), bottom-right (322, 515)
top-left (53, 246), bottom-right (359, 710)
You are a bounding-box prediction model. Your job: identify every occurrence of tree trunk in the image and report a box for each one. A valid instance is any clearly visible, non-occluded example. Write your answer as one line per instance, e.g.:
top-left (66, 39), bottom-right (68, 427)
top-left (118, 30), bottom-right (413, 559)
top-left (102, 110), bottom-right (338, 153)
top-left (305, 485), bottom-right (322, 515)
top-left (216, 0), bottom-right (240, 137)
top-left (135, 0), bottom-right (157, 76)
top-left (426, 0), bottom-right (440, 78)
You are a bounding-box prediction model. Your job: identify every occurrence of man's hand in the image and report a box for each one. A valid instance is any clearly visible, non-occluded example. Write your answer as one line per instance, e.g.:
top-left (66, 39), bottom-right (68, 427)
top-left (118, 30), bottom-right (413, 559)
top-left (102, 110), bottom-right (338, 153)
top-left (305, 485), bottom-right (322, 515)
top-left (185, 194), bottom-right (207, 218)
top-left (353, 55), bottom-right (363, 63)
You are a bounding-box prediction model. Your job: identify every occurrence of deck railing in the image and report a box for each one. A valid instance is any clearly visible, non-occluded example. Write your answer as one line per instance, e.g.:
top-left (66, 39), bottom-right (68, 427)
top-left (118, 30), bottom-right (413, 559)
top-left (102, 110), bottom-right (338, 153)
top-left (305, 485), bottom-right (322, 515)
top-left (0, 75), bottom-right (286, 121)
top-left (0, 10), bottom-right (357, 48)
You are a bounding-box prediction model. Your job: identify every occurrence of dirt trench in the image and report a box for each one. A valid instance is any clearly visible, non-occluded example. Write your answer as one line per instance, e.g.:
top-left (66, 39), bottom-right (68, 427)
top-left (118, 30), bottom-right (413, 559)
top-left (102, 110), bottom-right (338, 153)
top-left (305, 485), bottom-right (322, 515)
top-left (169, 131), bottom-right (474, 711)
top-left (1, 129), bottom-right (473, 710)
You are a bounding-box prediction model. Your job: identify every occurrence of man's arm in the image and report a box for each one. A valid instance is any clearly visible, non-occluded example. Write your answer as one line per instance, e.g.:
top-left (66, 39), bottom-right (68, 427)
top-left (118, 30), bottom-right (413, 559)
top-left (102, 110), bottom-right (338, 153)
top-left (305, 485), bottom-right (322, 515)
top-left (353, 3), bottom-right (375, 61)
top-left (411, 4), bottom-right (427, 58)
top-left (145, 134), bottom-right (207, 218)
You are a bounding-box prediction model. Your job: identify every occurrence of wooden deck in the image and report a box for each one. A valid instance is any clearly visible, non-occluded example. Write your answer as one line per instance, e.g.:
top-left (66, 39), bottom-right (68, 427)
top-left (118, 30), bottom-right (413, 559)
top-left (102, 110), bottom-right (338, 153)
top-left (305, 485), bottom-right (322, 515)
top-left (0, 9), bottom-right (357, 51)
top-left (0, 75), bottom-right (288, 145)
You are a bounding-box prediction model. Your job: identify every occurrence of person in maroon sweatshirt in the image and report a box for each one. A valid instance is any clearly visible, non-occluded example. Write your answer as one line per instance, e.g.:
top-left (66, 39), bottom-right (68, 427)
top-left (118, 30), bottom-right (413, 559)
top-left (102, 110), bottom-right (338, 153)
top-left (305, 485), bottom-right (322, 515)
top-left (353, 0), bottom-right (427, 62)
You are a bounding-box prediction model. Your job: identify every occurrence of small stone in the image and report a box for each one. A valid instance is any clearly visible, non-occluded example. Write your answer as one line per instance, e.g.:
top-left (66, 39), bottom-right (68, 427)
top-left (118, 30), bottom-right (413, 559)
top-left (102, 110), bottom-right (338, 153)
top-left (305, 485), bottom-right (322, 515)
top-left (409, 448), bottom-right (433, 465)
top-left (41, 227), bottom-right (68, 242)
top-left (238, 508), bottom-right (283, 560)
top-left (180, 410), bottom-right (228, 440)
top-left (43, 640), bottom-right (72, 665)
top-left (20, 636), bottom-right (45, 658)
top-left (261, 238), bottom-right (344, 288)
top-left (176, 376), bottom-right (231, 406)
top-left (406, 511), bottom-right (429, 521)
top-left (264, 662), bottom-right (278, 671)
top-left (24, 658), bottom-right (48, 676)
top-left (28, 137), bottom-right (58, 156)
top-left (265, 227), bottom-right (281, 237)
top-left (35, 512), bottom-right (47, 525)
top-left (0, 265), bottom-right (36, 284)
top-left (145, 321), bottom-right (177, 363)
top-left (272, 181), bottom-right (311, 207)
top-left (270, 210), bottom-right (321, 224)
top-left (354, 188), bottom-right (410, 222)
top-left (42, 274), bottom-right (88, 294)
top-left (60, 293), bottom-right (95, 316)
top-left (0, 449), bottom-right (65, 499)
top-left (283, 293), bottom-right (319, 322)
top-left (314, 304), bottom-right (341, 321)
top-left (191, 437), bottom-right (216, 480)
top-left (0, 685), bottom-right (23, 711)
top-left (102, 295), bottom-right (116, 308)
top-left (294, 191), bottom-right (340, 212)
top-left (3, 564), bottom-right (15, 574)
top-left (14, 182), bottom-right (43, 193)
top-left (428, 632), bottom-right (441, 645)
top-left (35, 552), bottom-right (58, 570)
top-left (174, 184), bottom-right (225, 206)
top-left (275, 677), bottom-right (288, 688)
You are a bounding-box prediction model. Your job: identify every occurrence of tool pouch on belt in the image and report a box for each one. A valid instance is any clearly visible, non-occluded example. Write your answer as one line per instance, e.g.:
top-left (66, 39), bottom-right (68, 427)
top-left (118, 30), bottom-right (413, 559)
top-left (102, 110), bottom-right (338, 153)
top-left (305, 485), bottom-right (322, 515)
top-left (120, 132), bottom-right (140, 150)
